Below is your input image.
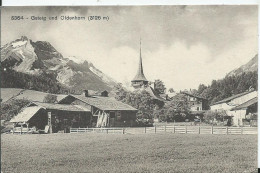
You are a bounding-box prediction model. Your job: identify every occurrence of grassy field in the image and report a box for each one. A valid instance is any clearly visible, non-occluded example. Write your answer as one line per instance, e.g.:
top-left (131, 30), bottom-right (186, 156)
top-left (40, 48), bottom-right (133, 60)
top-left (1, 133), bottom-right (257, 173)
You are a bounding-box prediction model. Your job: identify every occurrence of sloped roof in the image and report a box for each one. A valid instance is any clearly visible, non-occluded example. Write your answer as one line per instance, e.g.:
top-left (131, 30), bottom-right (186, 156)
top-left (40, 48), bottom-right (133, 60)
top-left (1, 88), bottom-right (24, 102)
top-left (1, 88), bottom-right (67, 103)
top-left (10, 102), bottom-right (90, 123)
top-left (132, 72), bottom-right (148, 82)
top-left (145, 87), bottom-right (165, 101)
top-left (211, 90), bottom-right (255, 106)
top-left (190, 110), bottom-right (206, 114)
top-left (231, 97), bottom-right (258, 111)
top-left (30, 102), bottom-right (90, 112)
top-left (15, 90), bottom-right (67, 102)
top-left (133, 86), bottom-right (165, 101)
top-left (181, 92), bottom-right (206, 100)
top-left (10, 106), bottom-right (42, 123)
top-left (69, 95), bottom-right (137, 111)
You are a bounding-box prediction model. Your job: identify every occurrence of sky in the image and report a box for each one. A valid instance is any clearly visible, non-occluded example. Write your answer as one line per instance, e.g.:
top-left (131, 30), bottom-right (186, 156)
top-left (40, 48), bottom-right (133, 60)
top-left (1, 6), bottom-right (258, 91)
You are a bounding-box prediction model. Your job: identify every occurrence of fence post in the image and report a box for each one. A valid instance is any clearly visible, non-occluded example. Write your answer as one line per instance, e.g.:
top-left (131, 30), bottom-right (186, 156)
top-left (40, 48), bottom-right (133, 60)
top-left (173, 126), bottom-right (175, 134)
top-left (241, 126), bottom-right (243, 134)
top-left (12, 124), bottom-right (15, 134)
top-left (122, 128), bottom-right (125, 134)
top-left (145, 127), bottom-right (146, 134)
top-left (198, 126), bottom-right (200, 134)
top-left (164, 125), bottom-right (166, 133)
top-left (106, 129), bottom-right (108, 134)
top-left (155, 125), bottom-right (156, 134)
top-left (226, 127), bottom-right (228, 135)
top-left (211, 125), bottom-right (213, 134)
top-left (185, 125), bottom-right (187, 134)
top-left (20, 124), bottom-right (22, 135)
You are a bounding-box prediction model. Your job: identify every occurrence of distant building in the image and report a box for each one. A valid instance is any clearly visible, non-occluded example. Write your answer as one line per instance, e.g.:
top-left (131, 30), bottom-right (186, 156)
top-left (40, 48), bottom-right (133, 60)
top-left (131, 40), bottom-right (165, 104)
top-left (181, 92), bottom-right (208, 111)
top-left (230, 97), bottom-right (257, 126)
top-left (210, 90), bottom-right (257, 111)
top-left (210, 89), bottom-right (258, 126)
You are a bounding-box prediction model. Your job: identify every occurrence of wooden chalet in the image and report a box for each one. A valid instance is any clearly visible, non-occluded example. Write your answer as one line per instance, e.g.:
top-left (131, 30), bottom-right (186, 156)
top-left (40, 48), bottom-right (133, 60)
top-left (59, 91), bottom-right (138, 127)
top-left (181, 92), bottom-right (208, 111)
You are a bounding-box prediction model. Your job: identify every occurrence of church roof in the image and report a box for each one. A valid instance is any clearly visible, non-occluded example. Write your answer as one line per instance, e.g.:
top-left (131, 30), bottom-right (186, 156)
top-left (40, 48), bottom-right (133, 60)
top-left (133, 86), bottom-right (165, 102)
top-left (131, 40), bottom-right (148, 82)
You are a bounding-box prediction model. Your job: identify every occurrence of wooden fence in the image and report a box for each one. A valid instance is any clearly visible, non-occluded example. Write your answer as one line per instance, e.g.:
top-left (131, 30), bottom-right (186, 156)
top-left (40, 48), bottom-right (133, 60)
top-left (70, 126), bottom-right (257, 135)
top-left (11, 127), bottom-right (35, 134)
top-left (70, 128), bottom-right (125, 134)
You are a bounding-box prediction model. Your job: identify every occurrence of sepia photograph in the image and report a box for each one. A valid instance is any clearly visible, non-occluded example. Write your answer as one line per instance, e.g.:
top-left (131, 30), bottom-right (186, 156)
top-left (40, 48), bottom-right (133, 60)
top-left (0, 5), bottom-right (258, 173)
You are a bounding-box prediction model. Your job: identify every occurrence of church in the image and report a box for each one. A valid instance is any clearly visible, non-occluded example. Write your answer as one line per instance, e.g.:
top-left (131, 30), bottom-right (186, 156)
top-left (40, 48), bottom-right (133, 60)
top-left (131, 40), bottom-right (165, 103)
top-left (131, 40), bottom-right (149, 89)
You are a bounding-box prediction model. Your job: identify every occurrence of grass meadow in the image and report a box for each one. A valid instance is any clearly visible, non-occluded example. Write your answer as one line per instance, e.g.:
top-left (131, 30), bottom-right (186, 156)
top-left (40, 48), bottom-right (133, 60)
top-left (1, 133), bottom-right (257, 173)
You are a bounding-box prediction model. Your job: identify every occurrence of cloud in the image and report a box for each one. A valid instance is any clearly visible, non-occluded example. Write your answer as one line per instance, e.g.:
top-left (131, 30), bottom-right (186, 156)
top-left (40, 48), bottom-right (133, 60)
top-left (1, 6), bottom-right (257, 91)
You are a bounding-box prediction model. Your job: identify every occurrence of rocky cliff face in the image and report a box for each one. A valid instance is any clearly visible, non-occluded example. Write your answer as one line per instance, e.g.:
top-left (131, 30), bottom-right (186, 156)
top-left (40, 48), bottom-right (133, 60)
top-left (227, 54), bottom-right (258, 77)
top-left (1, 36), bottom-right (117, 92)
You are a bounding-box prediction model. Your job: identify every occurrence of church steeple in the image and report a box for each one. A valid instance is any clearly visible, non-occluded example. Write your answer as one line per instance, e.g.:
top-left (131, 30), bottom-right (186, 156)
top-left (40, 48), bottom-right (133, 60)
top-left (131, 39), bottom-right (148, 89)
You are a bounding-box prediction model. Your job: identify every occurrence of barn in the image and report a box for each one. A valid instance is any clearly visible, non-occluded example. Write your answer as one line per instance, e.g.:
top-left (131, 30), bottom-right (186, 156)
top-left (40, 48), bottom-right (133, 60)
top-left (59, 91), bottom-right (138, 127)
top-left (10, 102), bottom-right (91, 133)
top-left (230, 97), bottom-right (258, 126)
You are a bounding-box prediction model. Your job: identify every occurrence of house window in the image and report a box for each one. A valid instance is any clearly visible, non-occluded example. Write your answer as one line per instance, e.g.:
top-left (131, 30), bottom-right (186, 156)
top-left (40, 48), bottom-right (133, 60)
top-left (116, 111), bottom-right (121, 120)
top-left (197, 107), bottom-right (200, 111)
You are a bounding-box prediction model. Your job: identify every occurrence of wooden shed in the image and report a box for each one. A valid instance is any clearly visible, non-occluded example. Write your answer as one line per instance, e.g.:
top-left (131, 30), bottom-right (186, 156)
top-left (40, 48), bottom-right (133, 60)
top-left (10, 101), bottom-right (91, 133)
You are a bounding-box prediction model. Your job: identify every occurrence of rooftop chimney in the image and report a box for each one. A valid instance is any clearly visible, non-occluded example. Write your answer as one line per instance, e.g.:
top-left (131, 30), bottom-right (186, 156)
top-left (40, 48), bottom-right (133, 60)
top-left (101, 90), bottom-right (108, 97)
top-left (83, 90), bottom-right (89, 97)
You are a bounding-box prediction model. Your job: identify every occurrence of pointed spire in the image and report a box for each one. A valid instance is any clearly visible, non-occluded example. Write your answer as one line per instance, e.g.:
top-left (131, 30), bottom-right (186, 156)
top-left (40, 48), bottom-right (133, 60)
top-left (131, 38), bottom-right (148, 82)
top-left (139, 38), bottom-right (144, 75)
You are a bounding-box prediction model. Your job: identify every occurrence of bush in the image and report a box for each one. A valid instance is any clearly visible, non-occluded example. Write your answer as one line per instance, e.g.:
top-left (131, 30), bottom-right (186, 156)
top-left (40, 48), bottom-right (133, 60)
top-left (203, 110), bottom-right (228, 124)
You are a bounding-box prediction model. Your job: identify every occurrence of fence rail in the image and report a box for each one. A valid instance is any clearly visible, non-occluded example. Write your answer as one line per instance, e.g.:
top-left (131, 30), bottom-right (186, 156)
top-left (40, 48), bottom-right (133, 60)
top-left (70, 128), bottom-right (125, 134)
top-left (11, 127), bottom-right (35, 134)
top-left (70, 126), bottom-right (257, 135)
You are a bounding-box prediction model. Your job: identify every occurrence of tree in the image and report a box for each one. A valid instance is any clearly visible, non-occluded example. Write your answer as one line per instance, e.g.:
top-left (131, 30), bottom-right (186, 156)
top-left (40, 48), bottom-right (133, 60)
top-left (43, 94), bottom-right (58, 103)
top-left (159, 93), bottom-right (190, 122)
top-left (154, 79), bottom-right (166, 95)
top-left (203, 110), bottom-right (227, 124)
top-left (112, 84), bottom-right (161, 123)
top-left (125, 90), bottom-right (156, 119)
top-left (195, 71), bottom-right (257, 105)
top-left (110, 83), bottom-right (129, 102)
top-left (197, 84), bottom-right (207, 95)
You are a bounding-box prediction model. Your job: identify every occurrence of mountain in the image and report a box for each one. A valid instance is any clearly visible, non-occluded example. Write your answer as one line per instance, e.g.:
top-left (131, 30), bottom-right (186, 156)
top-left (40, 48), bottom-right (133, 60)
top-left (227, 54), bottom-right (258, 77)
top-left (1, 36), bottom-right (117, 93)
top-left (195, 54), bottom-right (258, 105)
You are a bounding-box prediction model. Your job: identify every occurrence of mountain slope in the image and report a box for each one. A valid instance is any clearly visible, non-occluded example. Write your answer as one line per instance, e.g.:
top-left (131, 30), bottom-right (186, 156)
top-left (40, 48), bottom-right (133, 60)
top-left (1, 36), bottom-right (118, 93)
top-left (195, 54), bottom-right (258, 105)
top-left (227, 54), bottom-right (258, 77)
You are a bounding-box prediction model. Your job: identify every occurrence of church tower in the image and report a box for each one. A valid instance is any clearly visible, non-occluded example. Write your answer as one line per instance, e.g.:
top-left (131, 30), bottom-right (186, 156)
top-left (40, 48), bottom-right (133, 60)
top-left (131, 39), bottom-right (149, 89)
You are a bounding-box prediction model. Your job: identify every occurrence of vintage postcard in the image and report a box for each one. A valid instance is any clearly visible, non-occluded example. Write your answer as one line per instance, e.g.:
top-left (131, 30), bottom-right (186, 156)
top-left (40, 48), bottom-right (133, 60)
top-left (0, 4), bottom-right (258, 173)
